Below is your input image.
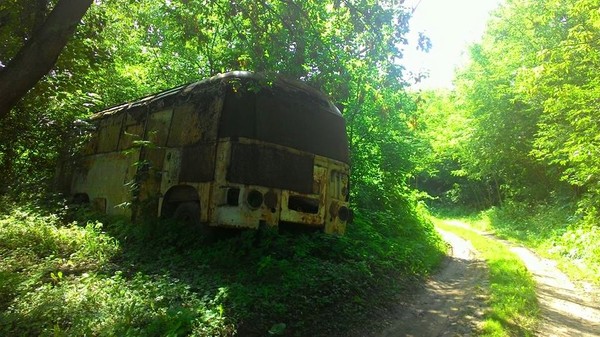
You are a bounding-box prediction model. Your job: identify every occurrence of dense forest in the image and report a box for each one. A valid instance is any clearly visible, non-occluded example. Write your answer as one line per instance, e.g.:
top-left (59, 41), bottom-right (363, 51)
top-left (0, 1), bottom-right (444, 336)
top-left (1, 0), bottom-right (598, 335)
top-left (415, 0), bottom-right (599, 281)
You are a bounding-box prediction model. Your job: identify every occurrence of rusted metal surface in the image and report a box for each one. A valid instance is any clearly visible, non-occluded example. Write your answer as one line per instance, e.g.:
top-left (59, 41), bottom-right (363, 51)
top-left (220, 77), bottom-right (349, 164)
top-left (71, 150), bottom-right (139, 216)
top-left (67, 71), bottom-right (351, 234)
top-left (227, 142), bottom-right (314, 194)
top-left (180, 143), bottom-right (216, 182)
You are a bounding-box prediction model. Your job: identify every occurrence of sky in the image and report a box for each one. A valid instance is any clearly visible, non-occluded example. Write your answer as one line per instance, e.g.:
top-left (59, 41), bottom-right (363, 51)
top-left (401, 0), bottom-right (504, 90)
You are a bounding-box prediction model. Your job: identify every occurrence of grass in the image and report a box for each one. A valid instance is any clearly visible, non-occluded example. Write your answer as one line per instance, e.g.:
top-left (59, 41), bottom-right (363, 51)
top-left (460, 203), bottom-right (600, 286)
top-left (0, 198), bottom-right (445, 336)
top-left (434, 217), bottom-right (539, 337)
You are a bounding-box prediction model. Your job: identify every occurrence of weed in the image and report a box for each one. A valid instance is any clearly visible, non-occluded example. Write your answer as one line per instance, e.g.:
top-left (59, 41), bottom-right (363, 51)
top-left (0, 199), bottom-right (444, 336)
top-left (459, 202), bottom-right (600, 285)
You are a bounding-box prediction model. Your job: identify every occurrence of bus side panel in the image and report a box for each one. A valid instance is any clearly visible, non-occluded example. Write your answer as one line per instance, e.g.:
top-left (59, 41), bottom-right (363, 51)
top-left (134, 108), bottom-right (173, 218)
top-left (162, 93), bottom-right (223, 221)
top-left (166, 92), bottom-right (222, 148)
top-left (71, 150), bottom-right (139, 216)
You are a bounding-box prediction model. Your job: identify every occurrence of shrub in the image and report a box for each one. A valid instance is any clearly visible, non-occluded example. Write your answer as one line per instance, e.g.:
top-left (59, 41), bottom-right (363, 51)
top-left (1, 197), bottom-right (444, 336)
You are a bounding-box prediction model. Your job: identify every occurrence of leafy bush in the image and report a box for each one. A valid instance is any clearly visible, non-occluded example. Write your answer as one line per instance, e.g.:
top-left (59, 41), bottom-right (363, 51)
top-left (0, 198), bottom-right (444, 336)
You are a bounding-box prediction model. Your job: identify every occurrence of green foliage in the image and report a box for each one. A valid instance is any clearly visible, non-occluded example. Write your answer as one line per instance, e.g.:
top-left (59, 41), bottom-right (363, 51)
top-left (0, 204), bottom-right (120, 318)
top-left (463, 0), bottom-right (600, 209)
top-left (451, 3), bottom-right (557, 204)
top-left (416, 2), bottom-right (599, 286)
top-left (416, 0), bottom-right (595, 206)
top-left (470, 203), bottom-right (600, 285)
top-left (0, 200), bottom-right (444, 336)
top-left (412, 90), bottom-right (495, 209)
top-left (0, 2), bottom-right (117, 195)
top-left (0, 2), bottom-right (446, 334)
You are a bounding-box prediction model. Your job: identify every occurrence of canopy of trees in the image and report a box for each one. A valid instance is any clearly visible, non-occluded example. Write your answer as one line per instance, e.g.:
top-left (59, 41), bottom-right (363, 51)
top-left (0, 0), bottom-right (93, 119)
top-left (0, 0), bottom-right (432, 224)
top-left (416, 0), bottom-right (600, 225)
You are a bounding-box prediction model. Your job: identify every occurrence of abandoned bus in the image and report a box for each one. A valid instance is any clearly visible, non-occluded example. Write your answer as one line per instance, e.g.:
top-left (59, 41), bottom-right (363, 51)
top-left (61, 71), bottom-right (352, 234)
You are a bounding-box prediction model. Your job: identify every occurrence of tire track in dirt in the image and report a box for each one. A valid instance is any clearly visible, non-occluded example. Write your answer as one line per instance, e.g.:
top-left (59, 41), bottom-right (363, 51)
top-left (446, 220), bottom-right (600, 336)
top-left (375, 229), bottom-right (489, 337)
top-left (507, 245), bottom-right (600, 336)
top-left (356, 220), bottom-right (600, 336)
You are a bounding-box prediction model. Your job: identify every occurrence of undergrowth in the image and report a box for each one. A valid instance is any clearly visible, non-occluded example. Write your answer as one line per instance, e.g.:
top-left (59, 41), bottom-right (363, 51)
top-left (0, 198), bottom-right (444, 336)
top-left (460, 201), bottom-right (600, 285)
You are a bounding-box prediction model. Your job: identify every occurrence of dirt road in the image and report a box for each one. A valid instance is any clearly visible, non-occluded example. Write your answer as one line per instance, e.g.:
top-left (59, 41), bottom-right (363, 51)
top-left (362, 221), bottom-right (600, 336)
top-left (365, 229), bottom-right (489, 337)
top-left (506, 242), bottom-right (600, 336)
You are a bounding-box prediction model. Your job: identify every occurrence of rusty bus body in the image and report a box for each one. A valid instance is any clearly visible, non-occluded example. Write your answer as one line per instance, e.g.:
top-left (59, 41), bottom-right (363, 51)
top-left (63, 71), bottom-right (352, 234)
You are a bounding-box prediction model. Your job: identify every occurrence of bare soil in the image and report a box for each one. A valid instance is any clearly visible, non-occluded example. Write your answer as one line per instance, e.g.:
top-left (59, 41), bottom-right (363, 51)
top-left (354, 222), bottom-right (600, 337)
top-left (353, 229), bottom-right (489, 337)
top-left (503, 241), bottom-right (600, 336)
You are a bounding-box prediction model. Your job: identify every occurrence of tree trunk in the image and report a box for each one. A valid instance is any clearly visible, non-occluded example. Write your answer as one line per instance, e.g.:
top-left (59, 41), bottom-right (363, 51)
top-left (0, 0), bottom-right (93, 120)
top-left (493, 175), bottom-right (503, 207)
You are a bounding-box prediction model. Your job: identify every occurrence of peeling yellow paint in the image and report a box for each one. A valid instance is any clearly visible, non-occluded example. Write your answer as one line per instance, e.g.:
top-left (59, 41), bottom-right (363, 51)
top-left (64, 72), bottom-right (352, 234)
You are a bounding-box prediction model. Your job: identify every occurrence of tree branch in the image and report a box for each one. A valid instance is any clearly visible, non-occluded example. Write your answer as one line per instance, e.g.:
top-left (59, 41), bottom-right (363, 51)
top-left (0, 0), bottom-right (93, 120)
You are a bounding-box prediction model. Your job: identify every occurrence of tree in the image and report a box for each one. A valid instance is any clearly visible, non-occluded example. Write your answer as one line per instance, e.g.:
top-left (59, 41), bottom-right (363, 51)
top-left (0, 0), bottom-right (93, 120)
top-left (421, 0), bottom-right (600, 215)
top-left (1, 0), bottom-right (428, 207)
top-left (447, 0), bottom-right (568, 205)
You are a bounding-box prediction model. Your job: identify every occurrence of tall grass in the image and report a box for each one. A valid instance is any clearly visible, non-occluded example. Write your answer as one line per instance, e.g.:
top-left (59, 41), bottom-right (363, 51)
top-left (0, 200), bottom-right (444, 336)
top-left (466, 202), bottom-right (600, 285)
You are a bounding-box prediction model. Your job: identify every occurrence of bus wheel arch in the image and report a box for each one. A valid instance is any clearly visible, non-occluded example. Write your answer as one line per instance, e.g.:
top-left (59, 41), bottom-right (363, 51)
top-left (161, 185), bottom-right (200, 218)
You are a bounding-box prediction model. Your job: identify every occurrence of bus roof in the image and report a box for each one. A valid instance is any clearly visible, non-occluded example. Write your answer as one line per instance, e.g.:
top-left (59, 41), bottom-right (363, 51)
top-left (90, 71), bottom-right (342, 119)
